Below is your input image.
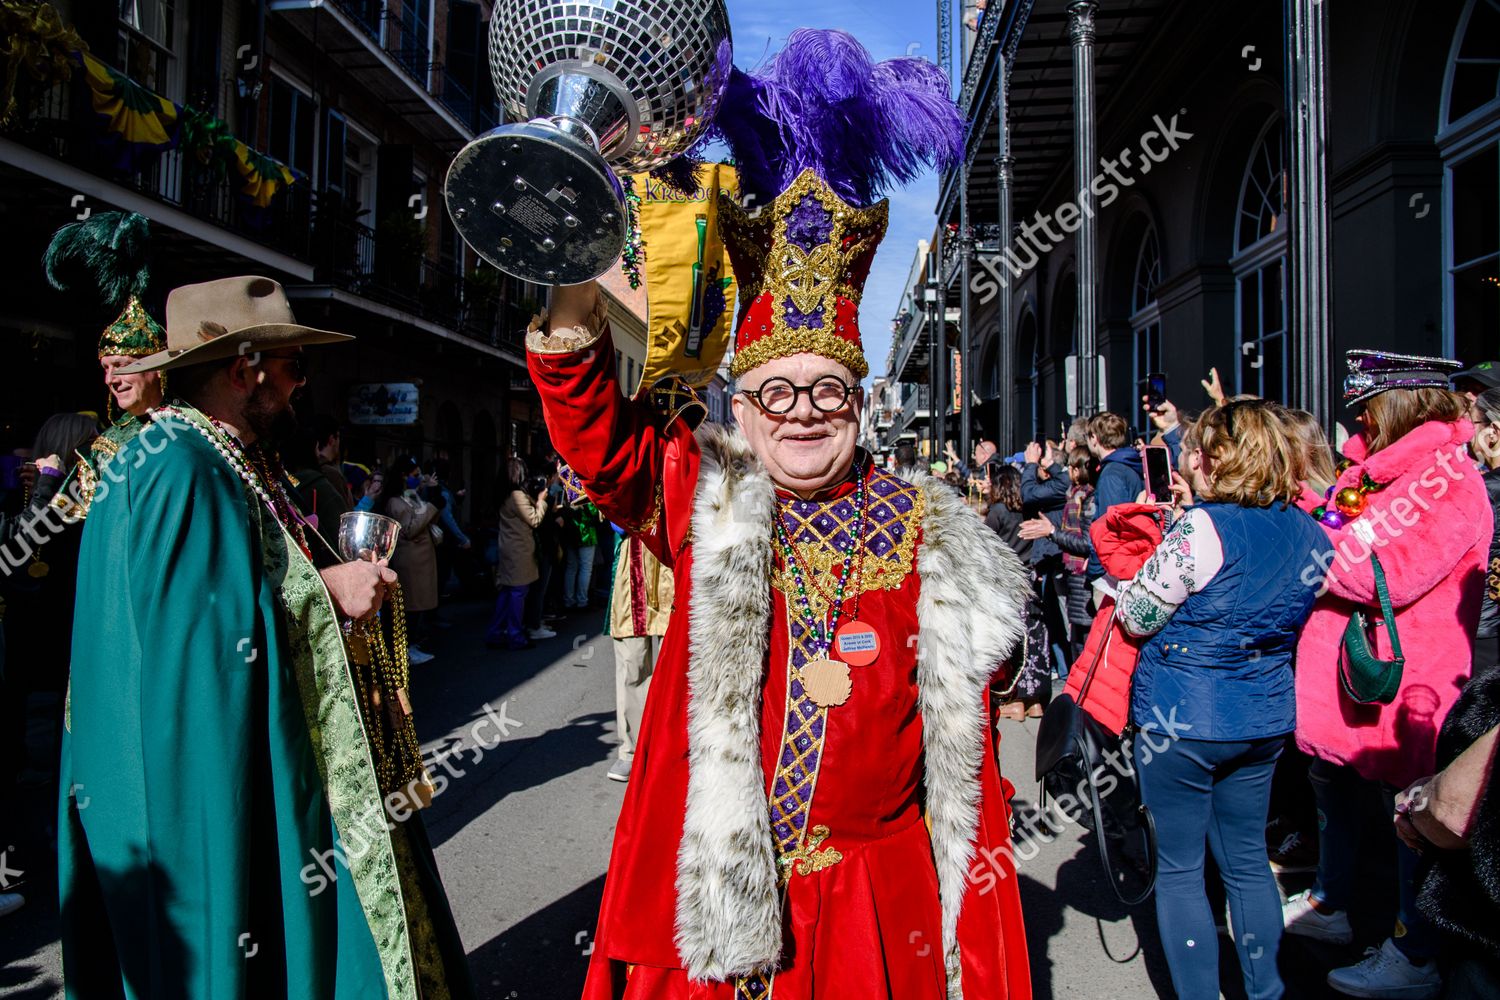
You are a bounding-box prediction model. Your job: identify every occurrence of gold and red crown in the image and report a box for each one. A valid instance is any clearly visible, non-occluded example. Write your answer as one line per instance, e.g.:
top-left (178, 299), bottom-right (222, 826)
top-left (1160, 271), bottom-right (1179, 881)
top-left (719, 169), bottom-right (888, 380)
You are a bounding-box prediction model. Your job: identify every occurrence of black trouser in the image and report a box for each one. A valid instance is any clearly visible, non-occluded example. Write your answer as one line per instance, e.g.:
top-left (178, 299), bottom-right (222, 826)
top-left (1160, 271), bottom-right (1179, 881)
top-left (524, 541), bottom-right (557, 630)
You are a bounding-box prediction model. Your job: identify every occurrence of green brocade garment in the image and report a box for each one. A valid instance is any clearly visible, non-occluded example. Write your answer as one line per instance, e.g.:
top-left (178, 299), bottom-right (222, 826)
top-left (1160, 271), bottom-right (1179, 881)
top-left (48, 414), bottom-right (145, 524)
top-left (59, 412), bottom-right (471, 1000)
top-left (88, 412), bottom-right (145, 467)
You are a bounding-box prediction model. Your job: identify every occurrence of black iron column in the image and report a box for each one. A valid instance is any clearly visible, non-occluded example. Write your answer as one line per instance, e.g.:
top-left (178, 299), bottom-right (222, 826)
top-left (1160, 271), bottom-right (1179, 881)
top-left (959, 165), bottom-right (974, 463)
top-left (1287, 0), bottom-right (1333, 427)
top-left (1068, 0), bottom-right (1099, 417)
top-left (996, 48), bottom-right (1015, 452)
top-left (933, 225), bottom-right (949, 464)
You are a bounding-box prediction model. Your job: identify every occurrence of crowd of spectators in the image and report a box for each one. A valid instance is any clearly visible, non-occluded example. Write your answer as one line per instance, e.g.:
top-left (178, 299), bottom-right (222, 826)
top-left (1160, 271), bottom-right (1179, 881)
top-left (956, 358), bottom-right (1500, 1000)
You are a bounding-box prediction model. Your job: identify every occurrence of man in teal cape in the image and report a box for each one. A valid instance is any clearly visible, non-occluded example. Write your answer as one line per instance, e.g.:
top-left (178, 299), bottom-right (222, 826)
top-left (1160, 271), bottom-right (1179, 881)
top-left (41, 211), bottom-right (170, 520)
top-left (60, 275), bottom-right (472, 999)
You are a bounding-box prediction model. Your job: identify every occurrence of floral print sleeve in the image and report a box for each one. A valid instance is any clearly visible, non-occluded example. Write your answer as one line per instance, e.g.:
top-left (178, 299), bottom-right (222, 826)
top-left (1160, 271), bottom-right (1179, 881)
top-left (1117, 507), bottom-right (1224, 637)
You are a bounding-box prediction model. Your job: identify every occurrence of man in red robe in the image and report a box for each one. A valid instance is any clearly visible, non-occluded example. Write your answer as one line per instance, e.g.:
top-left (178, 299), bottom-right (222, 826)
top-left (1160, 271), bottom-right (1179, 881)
top-left (519, 35), bottom-right (1033, 1000)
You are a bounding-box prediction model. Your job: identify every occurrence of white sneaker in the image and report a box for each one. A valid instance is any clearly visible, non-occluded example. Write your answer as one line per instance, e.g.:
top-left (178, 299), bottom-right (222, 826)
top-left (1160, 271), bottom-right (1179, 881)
top-left (607, 758), bottom-right (631, 782)
top-left (528, 626), bottom-right (557, 640)
top-left (1327, 938), bottom-right (1441, 998)
top-left (0, 893), bottom-right (24, 918)
top-left (408, 647), bottom-right (435, 666)
top-left (1283, 890), bottom-right (1354, 945)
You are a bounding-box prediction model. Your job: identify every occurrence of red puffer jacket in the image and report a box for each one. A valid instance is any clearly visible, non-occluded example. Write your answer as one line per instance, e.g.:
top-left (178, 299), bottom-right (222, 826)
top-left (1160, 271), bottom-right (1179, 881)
top-left (1064, 503), bottom-right (1170, 734)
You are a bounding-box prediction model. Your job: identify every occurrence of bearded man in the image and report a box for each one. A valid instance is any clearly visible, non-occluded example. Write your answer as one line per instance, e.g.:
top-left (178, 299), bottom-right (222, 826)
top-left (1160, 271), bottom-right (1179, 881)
top-left (522, 29), bottom-right (1032, 1000)
top-left (60, 276), bottom-right (471, 999)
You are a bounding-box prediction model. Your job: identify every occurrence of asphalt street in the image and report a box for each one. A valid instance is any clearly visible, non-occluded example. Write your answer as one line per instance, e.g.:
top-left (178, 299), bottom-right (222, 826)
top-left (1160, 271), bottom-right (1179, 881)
top-left (2, 596), bottom-right (1400, 999)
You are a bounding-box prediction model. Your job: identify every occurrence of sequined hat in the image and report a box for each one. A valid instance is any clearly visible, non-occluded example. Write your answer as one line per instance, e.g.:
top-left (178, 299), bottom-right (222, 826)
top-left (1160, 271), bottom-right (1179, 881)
top-left (43, 210), bottom-right (166, 358)
top-left (707, 29), bottom-right (962, 381)
top-left (721, 170), bottom-right (887, 380)
top-left (1343, 349), bottom-right (1463, 405)
top-left (97, 295), bottom-right (166, 359)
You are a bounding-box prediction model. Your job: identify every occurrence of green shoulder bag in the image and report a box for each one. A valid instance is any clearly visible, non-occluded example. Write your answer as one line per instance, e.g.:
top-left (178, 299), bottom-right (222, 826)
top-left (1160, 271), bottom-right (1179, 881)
top-left (1338, 552), bottom-right (1405, 705)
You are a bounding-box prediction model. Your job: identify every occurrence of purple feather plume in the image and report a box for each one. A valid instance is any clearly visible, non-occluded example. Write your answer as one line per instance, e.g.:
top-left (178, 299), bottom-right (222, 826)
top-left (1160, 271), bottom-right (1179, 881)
top-left (709, 28), bottom-right (963, 207)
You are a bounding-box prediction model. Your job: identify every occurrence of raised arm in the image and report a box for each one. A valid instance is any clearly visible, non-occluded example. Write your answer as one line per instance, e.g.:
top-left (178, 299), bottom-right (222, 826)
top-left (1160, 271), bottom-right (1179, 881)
top-left (527, 281), bottom-right (698, 562)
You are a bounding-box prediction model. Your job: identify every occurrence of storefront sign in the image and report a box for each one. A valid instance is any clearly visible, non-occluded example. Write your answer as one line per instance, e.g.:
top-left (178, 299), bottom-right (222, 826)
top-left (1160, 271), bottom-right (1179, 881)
top-left (348, 383), bottom-right (419, 425)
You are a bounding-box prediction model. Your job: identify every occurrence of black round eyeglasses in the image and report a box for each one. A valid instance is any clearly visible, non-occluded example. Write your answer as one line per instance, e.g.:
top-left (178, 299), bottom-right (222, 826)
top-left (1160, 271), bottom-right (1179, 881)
top-left (741, 375), bottom-right (853, 415)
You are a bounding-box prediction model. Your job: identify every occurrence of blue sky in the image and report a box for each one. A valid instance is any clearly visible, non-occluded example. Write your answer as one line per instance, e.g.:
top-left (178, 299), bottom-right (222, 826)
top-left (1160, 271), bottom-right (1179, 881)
top-left (724, 0), bottom-right (954, 386)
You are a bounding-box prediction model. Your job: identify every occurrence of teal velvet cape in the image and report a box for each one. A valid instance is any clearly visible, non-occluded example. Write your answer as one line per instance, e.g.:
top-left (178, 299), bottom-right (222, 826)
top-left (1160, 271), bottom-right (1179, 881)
top-left (58, 412), bottom-right (452, 999)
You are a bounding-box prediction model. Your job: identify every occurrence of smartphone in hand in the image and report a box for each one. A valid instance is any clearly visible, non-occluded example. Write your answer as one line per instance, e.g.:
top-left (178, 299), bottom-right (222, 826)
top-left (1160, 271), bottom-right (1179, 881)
top-left (1145, 372), bottom-right (1167, 411)
top-left (1142, 444), bottom-right (1173, 505)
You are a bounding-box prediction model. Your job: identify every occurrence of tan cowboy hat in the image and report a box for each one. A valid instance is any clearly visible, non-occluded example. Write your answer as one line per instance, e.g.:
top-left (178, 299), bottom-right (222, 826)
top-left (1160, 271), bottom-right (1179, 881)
top-left (119, 275), bottom-right (351, 373)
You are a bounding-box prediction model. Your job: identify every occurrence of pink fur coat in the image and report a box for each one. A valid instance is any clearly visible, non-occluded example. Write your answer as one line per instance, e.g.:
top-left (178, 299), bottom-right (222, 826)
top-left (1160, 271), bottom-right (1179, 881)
top-left (1294, 418), bottom-right (1492, 788)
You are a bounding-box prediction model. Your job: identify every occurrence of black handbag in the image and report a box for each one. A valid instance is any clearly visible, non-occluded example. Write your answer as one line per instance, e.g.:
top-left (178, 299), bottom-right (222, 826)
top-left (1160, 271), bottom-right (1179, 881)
top-left (1035, 618), bottom-right (1157, 906)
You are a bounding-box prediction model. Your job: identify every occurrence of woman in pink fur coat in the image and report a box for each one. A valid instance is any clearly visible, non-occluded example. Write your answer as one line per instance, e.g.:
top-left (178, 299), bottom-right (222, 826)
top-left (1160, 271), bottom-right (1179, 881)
top-left (1284, 357), bottom-right (1492, 998)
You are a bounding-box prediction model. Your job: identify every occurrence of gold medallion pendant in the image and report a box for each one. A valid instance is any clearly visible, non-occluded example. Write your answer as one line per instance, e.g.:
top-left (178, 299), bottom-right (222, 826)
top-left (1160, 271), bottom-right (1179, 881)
top-left (801, 657), bottom-right (852, 707)
top-left (28, 560), bottom-right (49, 579)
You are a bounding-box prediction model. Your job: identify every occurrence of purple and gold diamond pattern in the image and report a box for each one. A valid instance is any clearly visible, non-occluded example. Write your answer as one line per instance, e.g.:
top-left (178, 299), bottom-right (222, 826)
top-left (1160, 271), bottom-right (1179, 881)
top-left (770, 467), bottom-right (924, 597)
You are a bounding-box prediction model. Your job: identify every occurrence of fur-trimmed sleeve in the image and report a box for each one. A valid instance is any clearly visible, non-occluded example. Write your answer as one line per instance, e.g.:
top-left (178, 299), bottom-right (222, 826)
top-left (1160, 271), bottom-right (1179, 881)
top-left (526, 312), bottom-right (693, 564)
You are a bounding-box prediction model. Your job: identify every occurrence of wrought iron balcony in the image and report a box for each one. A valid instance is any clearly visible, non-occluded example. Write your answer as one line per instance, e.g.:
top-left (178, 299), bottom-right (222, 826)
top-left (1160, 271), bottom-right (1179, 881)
top-left (1, 71), bottom-right (521, 351)
top-left (270, 0), bottom-right (473, 148)
top-left (311, 211), bottom-right (528, 349)
top-left (2, 73), bottom-right (313, 264)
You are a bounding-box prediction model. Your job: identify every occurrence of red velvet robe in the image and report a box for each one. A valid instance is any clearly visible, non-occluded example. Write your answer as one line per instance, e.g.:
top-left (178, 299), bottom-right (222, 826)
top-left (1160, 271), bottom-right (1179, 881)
top-left (528, 327), bottom-right (1031, 1000)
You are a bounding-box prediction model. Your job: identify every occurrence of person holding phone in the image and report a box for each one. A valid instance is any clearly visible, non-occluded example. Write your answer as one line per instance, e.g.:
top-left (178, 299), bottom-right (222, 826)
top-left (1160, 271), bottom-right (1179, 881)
top-left (1085, 411), bottom-right (1145, 581)
top-left (1116, 400), bottom-right (1333, 1000)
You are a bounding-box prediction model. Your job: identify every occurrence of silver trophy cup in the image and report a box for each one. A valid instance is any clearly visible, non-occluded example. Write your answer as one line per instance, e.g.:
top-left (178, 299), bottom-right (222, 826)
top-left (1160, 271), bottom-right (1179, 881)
top-left (338, 511), bottom-right (402, 564)
top-left (444, 0), bottom-right (733, 284)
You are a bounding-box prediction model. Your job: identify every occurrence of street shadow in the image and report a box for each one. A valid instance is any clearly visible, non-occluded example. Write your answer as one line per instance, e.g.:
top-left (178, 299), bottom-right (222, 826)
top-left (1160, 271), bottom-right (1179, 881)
top-left (418, 710), bottom-right (617, 851)
top-left (410, 598), bottom-right (612, 749)
top-left (466, 874), bottom-right (606, 1000)
top-left (1011, 794), bottom-right (1173, 1000)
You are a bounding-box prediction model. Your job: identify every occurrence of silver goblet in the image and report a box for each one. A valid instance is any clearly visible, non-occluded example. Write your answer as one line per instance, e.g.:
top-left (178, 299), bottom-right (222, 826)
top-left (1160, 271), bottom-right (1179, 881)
top-left (338, 511), bottom-right (402, 564)
top-left (444, 0), bottom-right (733, 284)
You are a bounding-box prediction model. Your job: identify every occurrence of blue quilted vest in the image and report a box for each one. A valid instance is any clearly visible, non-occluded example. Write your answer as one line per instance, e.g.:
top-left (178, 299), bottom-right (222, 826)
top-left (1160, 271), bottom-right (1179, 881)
top-left (1130, 502), bottom-right (1333, 742)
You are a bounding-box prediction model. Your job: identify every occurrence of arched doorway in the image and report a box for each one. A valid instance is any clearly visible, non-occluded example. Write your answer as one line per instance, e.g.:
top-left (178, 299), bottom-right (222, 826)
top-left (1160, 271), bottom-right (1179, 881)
top-left (978, 327), bottom-right (1000, 446)
top-left (1048, 275), bottom-right (1078, 431)
top-left (1231, 116), bottom-right (1290, 403)
top-left (436, 400), bottom-right (466, 519)
top-left (1440, 0), bottom-right (1500, 362)
top-left (1131, 225), bottom-right (1164, 407)
top-left (1014, 307), bottom-right (1039, 447)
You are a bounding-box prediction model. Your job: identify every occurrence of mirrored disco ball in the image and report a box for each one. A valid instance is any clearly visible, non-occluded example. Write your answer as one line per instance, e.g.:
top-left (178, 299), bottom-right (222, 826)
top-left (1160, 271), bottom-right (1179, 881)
top-left (444, 0), bottom-right (733, 284)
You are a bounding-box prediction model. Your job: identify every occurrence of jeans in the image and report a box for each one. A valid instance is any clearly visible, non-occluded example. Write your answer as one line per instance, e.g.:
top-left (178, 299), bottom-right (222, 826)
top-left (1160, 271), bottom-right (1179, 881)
top-left (487, 584), bottom-right (529, 648)
top-left (1308, 758), bottom-right (1437, 961)
top-left (1136, 733), bottom-right (1285, 1000)
top-left (563, 544), bottom-right (596, 608)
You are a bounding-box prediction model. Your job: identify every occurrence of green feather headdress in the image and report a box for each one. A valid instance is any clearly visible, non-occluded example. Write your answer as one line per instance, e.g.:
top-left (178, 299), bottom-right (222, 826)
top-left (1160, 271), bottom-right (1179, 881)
top-left (44, 210), bottom-right (165, 358)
